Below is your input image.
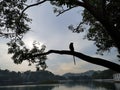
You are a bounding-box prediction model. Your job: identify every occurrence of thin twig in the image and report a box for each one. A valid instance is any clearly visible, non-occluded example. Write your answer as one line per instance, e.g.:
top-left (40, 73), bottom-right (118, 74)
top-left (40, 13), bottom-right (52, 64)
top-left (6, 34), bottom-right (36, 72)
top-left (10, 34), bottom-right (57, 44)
top-left (56, 6), bottom-right (77, 16)
top-left (19, 0), bottom-right (47, 20)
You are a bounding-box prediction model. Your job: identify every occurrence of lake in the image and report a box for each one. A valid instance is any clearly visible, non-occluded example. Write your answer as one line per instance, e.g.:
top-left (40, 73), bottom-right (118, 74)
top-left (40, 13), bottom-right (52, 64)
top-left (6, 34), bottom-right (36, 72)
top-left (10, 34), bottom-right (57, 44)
top-left (0, 81), bottom-right (119, 90)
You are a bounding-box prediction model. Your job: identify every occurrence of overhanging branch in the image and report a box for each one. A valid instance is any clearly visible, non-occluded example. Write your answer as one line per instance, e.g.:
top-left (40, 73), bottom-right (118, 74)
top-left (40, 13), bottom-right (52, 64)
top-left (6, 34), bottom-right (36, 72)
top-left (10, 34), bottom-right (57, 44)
top-left (56, 6), bottom-right (77, 16)
top-left (34, 50), bottom-right (120, 72)
top-left (19, 0), bottom-right (47, 20)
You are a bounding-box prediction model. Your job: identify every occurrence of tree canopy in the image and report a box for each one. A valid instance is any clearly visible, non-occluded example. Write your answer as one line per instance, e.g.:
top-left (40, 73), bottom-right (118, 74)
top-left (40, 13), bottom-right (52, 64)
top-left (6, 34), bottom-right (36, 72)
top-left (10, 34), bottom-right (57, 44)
top-left (0, 0), bottom-right (120, 72)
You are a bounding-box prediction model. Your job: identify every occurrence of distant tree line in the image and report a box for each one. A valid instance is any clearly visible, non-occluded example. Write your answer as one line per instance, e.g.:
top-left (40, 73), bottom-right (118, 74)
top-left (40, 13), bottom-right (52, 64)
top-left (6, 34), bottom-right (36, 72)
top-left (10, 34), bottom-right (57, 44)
top-left (65, 69), bottom-right (117, 81)
top-left (0, 69), bottom-right (23, 85)
top-left (92, 69), bottom-right (116, 79)
top-left (0, 69), bottom-right (65, 85)
top-left (0, 69), bottom-right (117, 85)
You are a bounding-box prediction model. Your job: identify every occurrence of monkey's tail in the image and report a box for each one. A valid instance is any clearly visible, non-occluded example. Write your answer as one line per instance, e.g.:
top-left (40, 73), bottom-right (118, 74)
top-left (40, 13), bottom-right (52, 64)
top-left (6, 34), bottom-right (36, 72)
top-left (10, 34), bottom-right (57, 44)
top-left (73, 56), bottom-right (76, 65)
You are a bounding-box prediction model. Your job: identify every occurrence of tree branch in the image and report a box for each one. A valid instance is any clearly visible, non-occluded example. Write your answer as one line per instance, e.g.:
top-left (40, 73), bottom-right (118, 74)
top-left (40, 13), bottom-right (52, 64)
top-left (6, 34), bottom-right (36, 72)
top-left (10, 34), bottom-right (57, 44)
top-left (34, 49), bottom-right (120, 73)
top-left (74, 0), bottom-right (85, 7)
top-left (56, 6), bottom-right (77, 16)
top-left (19, 0), bottom-right (47, 20)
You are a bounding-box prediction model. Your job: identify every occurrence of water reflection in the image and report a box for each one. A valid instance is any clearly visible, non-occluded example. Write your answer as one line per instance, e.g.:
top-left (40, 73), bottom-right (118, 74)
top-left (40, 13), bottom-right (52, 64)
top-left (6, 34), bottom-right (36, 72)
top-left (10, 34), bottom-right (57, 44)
top-left (115, 83), bottom-right (120, 90)
top-left (61, 81), bottom-right (116, 90)
top-left (0, 82), bottom-right (120, 90)
top-left (0, 85), bottom-right (56, 90)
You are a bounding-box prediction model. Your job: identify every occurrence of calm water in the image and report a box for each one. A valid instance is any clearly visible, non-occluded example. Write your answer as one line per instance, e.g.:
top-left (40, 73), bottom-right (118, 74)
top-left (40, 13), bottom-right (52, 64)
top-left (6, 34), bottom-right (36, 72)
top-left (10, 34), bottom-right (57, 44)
top-left (0, 81), bottom-right (120, 90)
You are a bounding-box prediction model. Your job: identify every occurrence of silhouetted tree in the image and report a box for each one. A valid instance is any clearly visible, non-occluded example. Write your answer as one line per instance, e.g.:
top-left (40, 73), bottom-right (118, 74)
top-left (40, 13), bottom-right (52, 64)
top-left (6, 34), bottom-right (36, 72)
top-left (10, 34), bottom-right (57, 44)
top-left (0, 0), bottom-right (120, 72)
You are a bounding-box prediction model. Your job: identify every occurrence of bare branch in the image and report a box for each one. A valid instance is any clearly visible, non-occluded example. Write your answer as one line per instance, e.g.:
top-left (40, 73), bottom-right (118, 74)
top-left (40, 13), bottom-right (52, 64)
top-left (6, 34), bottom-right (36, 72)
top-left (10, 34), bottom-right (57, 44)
top-left (56, 6), bottom-right (77, 16)
top-left (33, 49), bottom-right (120, 73)
top-left (74, 0), bottom-right (85, 7)
top-left (19, 0), bottom-right (47, 20)
top-left (82, 0), bottom-right (89, 4)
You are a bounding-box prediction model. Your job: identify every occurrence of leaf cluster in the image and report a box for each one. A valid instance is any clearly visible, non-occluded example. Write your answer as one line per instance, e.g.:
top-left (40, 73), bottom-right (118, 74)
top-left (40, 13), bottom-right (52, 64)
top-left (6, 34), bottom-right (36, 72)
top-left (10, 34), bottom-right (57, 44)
top-left (7, 40), bottom-right (47, 70)
top-left (82, 9), bottom-right (114, 54)
top-left (0, 0), bottom-right (31, 38)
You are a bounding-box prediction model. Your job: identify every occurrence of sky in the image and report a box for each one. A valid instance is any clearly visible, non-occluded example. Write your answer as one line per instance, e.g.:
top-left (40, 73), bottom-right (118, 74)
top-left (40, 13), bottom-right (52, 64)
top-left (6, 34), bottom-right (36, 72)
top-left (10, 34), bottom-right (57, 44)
top-left (0, 1), bottom-right (119, 75)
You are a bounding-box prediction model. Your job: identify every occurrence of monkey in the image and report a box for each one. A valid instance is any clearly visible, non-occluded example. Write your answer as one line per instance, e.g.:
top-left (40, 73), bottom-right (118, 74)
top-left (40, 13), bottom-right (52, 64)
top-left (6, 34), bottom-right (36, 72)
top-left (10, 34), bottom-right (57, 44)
top-left (69, 42), bottom-right (76, 65)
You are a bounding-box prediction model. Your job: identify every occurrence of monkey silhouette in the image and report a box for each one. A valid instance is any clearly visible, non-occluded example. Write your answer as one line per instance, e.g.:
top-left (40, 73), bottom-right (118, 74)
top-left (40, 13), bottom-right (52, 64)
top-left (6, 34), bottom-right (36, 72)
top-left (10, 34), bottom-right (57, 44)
top-left (69, 42), bottom-right (76, 65)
